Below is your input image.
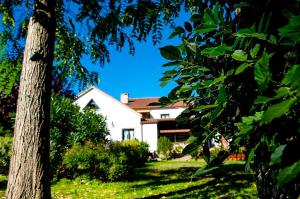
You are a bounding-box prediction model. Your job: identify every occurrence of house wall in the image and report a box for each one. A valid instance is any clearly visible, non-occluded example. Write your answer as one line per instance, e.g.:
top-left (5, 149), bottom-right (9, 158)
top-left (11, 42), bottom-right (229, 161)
top-left (150, 107), bottom-right (185, 119)
top-left (141, 123), bottom-right (158, 153)
top-left (75, 88), bottom-right (142, 141)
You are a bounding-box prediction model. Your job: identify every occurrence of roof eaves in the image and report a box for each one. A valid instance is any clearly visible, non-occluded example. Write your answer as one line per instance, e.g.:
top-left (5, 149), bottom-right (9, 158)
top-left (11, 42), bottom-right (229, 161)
top-left (75, 86), bottom-right (96, 99)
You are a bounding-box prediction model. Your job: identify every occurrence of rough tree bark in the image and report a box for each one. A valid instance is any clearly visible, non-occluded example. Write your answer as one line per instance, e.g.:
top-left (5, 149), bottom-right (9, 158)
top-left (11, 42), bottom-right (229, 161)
top-left (255, 144), bottom-right (300, 198)
top-left (5, 0), bottom-right (56, 198)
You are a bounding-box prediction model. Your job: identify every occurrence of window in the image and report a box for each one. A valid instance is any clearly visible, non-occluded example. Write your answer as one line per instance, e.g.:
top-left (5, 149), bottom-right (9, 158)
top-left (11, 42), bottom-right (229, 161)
top-left (84, 99), bottom-right (99, 111)
top-left (122, 129), bottom-right (135, 140)
top-left (160, 114), bottom-right (170, 118)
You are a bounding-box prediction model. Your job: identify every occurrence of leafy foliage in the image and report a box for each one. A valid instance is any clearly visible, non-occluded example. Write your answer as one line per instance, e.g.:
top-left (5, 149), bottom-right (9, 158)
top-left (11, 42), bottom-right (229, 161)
top-left (50, 95), bottom-right (109, 177)
top-left (157, 136), bottom-right (173, 159)
top-left (0, 136), bottom-right (12, 174)
top-left (0, 0), bottom-right (207, 92)
top-left (62, 140), bottom-right (149, 181)
top-left (159, 0), bottom-right (300, 197)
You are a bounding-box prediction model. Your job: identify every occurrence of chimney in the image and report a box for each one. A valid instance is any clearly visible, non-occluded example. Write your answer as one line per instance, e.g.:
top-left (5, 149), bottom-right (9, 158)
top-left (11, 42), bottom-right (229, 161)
top-left (120, 93), bottom-right (129, 104)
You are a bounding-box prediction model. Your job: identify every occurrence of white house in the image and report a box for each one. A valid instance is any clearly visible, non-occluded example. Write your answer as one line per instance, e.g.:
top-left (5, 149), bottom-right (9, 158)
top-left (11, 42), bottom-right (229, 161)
top-left (75, 86), bottom-right (189, 152)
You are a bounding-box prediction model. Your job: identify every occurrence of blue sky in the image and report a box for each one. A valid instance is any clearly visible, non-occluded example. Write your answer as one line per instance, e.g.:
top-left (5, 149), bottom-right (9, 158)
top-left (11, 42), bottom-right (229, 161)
top-left (82, 15), bottom-right (189, 100)
top-left (3, 3), bottom-right (190, 100)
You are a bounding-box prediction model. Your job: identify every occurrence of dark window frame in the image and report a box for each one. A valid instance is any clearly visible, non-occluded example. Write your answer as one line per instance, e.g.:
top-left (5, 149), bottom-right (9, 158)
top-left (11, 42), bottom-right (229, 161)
top-left (84, 99), bottom-right (100, 111)
top-left (160, 114), bottom-right (170, 118)
top-left (122, 129), bottom-right (135, 140)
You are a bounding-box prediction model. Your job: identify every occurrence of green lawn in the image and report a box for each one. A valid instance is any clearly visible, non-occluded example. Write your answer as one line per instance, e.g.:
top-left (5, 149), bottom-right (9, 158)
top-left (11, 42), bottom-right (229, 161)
top-left (0, 160), bottom-right (257, 198)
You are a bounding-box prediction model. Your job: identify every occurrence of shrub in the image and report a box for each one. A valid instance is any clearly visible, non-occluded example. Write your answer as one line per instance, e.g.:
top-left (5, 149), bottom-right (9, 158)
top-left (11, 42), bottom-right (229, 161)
top-left (109, 140), bottom-right (149, 166)
top-left (50, 95), bottom-right (109, 177)
top-left (0, 136), bottom-right (13, 174)
top-left (62, 140), bottom-right (149, 181)
top-left (62, 142), bottom-right (108, 178)
top-left (171, 144), bottom-right (184, 159)
top-left (157, 136), bottom-right (173, 159)
top-left (107, 153), bottom-right (129, 181)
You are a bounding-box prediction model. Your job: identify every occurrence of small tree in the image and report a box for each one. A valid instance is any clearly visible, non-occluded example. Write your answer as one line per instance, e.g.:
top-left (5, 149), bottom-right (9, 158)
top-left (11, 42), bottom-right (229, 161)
top-left (157, 136), bottom-right (173, 159)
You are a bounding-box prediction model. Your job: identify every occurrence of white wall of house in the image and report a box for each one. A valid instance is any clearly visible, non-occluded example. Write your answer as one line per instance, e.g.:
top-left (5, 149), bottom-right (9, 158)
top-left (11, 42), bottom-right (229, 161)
top-left (75, 87), bottom-right (142, 141)
top-left (150, 107), bottom-right (185, 119)
top-left (141, 123), bottom-right (158, 153)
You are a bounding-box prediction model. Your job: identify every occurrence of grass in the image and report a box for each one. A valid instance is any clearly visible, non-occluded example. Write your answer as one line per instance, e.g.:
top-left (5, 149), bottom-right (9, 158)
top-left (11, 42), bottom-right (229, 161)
top-left (0, 175), bottom-right (7, 198)
top-left (0, 160), bottom-right (257, 198)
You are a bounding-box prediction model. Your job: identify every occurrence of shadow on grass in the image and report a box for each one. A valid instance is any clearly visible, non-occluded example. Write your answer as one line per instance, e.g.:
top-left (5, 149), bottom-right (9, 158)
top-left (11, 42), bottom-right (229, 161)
top-left (0, 178), bottom-right (7, 192)
top-left (132, 163), bottom-right (256, 199)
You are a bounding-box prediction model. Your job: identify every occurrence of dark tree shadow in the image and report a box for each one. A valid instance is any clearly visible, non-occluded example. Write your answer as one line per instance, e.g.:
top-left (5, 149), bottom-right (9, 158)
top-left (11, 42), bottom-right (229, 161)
top-left (0, 177), bottom-right (7, 191)
top-left (131, 163), bottom-right (256, 199)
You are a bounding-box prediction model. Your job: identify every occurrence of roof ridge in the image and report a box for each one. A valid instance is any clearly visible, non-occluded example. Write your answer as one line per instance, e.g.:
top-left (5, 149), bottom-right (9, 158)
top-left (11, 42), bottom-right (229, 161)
top-left (76, 86), bottom-right (142, 117)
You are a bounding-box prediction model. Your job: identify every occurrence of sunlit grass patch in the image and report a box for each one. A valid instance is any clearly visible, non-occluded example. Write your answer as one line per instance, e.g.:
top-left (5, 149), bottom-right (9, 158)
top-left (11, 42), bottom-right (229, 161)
top-left (52, 160), bottom-right (257, 198)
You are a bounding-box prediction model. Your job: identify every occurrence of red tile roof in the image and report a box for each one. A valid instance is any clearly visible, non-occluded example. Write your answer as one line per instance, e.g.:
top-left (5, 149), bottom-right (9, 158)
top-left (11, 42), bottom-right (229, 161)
top-left (125, 98), bottom-right (186, 110)
top-left (160, 129), bottom-right (190, 134)
top-left (141, 118), bottom-right (176, 124)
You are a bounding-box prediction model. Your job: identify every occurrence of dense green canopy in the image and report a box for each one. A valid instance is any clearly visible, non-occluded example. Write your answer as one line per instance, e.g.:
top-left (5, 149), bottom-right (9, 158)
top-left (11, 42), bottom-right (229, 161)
top-left (159, 0), bottom-right (300, 198)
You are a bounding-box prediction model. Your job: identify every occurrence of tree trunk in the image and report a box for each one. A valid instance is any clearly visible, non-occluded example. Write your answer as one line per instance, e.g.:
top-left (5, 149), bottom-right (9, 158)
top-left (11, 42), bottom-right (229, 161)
top-left (5, 1), bottom-right (56, 198)
top-left (255, 144), bottom-right (300, 198)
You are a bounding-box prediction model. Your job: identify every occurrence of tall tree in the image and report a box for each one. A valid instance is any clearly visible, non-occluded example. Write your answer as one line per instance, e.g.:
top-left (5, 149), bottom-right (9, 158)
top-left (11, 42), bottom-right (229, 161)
top-left (5, 0), bottom-right (56, 198)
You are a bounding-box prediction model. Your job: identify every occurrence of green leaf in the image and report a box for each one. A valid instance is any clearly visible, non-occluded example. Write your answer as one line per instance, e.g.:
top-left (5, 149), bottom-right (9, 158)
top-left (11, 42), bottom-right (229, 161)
top-left (269, 35), bottom-right (277, 45)
top-left (241, 111), bottom-right (263, 124)
top-left (182, 139), bottom-right (202, 155)
top-left (163, 69), bottom-right (178, 78)
top-left (194, 24), bottom-right (217, 34)
top-left (232, 50), bottom-right (248, 61)
top-left (274, 87), bottom-right (290, 99)
top-left (236, 123), bottom-right (253, 137)
top-left (159, 76), bottom-right (172, 87)
top-left (188, 43), bottom-right (197, 52)
top-left (168, 26), bottom-right (185, 39)
top-left (255, 96), bottom-right (273, 104)
top-left (226, 69), bottom-right (234, 76)
top-left (162, 61), bottom-right (180, 67)
top-left (204, 70), bottom-right (225, 87)
top-left (159, 46), bottom-right (181, 61)
top-left (210, 85), bottom-right (227, 120)
top-left (261, 98), bottom-right (297, 124)
top-left (203, 8), bottom-right (216, 25)
top-left (236, 28), bottom-right (266, 40)
top-left (201, 44), bottom-right (230, 58)
top-left (277, 160), bottom-right (300, 186)
top-left (209, 151), bottom-right (230, 167)
top-left (190, 14), bottom-right (201, 23)
top-left (254, 52), bottom-right (272, 91)
top-left (250, 44), bottom-right (260, 58)
top-left (258, 14), bottom-right (265, 33)
top-left (177, 84), bottom-right (193, 93)
top-left (213, 4), bottom-right (220, 23)
top-left (194, 7), bottom-right (218, 34)
top-left (195, 166), bottom-right (220, 176)
top-left (279, 15), bottom-right (300, 43)
top-left (235, 63), bottom-right (251, 75)
top-left (270, 144), bottom-right (286, 166)
top-left (245, 149), bottom-right (255, 170)
top-left (282, 65), bottom-right (300, 89)
top-left (194, 104), bottom-right (218, 111)
top-left (184, 22), bottom-right (193, 32)
top-left (217, 84), bottom-right (226, 103)
top-left (158, 96), bottom-right (171, 105)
